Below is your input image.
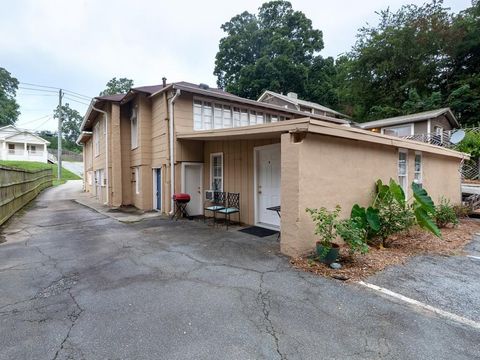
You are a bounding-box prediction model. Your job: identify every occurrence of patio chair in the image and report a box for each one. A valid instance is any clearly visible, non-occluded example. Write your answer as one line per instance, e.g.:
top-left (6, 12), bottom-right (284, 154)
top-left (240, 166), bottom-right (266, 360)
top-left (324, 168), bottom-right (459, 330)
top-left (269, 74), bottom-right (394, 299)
top-left (203, 191), bottom-right (226, 225)
top-left (217, 192), bottom-right (240, 230)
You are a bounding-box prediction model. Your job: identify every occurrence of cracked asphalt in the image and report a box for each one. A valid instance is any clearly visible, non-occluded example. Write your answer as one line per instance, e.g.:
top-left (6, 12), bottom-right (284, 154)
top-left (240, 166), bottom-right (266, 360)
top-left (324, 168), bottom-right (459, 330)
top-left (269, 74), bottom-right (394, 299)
top-left (1, 181), bottom-right (479, 360)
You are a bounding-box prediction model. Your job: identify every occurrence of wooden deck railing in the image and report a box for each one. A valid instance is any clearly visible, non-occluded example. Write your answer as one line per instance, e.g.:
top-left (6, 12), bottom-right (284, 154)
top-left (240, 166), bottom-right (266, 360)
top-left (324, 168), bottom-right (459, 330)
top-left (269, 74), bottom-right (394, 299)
top-left (0, 166), bottom-right (53, 226)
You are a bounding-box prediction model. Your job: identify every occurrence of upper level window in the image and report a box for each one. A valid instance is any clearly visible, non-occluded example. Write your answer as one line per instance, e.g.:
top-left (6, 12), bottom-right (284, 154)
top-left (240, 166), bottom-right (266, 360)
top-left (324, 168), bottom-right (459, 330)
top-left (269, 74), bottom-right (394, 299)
top-left (131, 107), bottom-right (138, 149)
top-left (383, 124), bottom-right (413, 137)
top-left (94, 122), bottom-right (100, 156)
top-left (414, 152), bottom-right (422, 185)
top-left (193, 97), bottom-right (291, 131)
top-left (398, 150), bottom-right (408, 196)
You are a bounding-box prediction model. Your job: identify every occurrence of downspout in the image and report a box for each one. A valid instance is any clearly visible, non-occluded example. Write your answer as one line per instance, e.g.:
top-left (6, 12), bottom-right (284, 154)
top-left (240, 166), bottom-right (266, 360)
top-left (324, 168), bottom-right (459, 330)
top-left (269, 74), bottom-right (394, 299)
top-left (92, 103), bottom-right (109, 206)
top-left (168, 89), bottom-right (181, 214)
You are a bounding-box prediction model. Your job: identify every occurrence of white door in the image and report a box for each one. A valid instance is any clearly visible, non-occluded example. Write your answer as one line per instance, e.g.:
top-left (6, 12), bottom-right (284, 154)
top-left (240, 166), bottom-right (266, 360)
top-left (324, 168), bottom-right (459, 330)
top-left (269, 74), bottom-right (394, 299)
top-left (182, 163), bottom-right (203, 216)
top-left (256, 144), bottom-right (281, 228)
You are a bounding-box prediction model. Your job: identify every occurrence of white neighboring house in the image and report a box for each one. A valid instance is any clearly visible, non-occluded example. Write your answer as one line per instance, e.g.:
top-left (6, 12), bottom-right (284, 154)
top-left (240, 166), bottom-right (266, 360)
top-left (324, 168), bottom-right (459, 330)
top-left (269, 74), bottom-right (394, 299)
top-left (0, 125), bottom-right (50, 163)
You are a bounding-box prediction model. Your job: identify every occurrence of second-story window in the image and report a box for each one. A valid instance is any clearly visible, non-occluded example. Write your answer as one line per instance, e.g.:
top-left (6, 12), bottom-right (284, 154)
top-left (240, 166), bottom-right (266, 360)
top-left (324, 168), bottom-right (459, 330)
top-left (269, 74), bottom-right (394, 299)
top-left (131, 107), bottom-right (138, 149)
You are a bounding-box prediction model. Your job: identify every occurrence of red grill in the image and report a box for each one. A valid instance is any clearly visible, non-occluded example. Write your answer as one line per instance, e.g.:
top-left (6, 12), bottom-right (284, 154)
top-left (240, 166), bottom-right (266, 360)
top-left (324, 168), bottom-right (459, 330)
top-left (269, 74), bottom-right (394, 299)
top-left (172, 193), bottom-right (191, 203)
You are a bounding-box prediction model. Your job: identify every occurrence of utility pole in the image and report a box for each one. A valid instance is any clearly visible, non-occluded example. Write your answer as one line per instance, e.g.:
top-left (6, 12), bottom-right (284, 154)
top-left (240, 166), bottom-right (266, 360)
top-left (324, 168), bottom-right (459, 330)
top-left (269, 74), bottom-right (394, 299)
top-left (57, 89), bottom-right (63, 180)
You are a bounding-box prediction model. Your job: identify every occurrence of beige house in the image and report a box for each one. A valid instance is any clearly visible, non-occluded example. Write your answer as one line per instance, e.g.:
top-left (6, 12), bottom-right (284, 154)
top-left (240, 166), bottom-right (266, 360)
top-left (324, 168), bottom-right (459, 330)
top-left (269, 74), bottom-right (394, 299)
top-left (358, 108), bottom-right (459, 141)
top-left (78, 82), bottom-right (466, 256)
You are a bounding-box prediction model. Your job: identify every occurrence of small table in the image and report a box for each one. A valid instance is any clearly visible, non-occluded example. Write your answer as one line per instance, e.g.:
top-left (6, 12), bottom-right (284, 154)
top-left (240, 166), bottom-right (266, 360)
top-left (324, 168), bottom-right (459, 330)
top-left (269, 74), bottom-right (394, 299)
top-left (266, 206), bottom-right (281, 240)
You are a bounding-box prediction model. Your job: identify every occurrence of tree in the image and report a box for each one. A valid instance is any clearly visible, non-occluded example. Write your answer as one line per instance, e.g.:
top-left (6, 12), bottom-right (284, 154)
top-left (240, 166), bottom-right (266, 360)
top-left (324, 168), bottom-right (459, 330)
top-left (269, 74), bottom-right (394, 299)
top-left (0, 67), bottom-right (20, 126)
top-left (214, 1), bottom-right (334, 104)
top-left (99, 77), bottom-right (134, 96)
top-left (54, 103), bottom-right (82, 152)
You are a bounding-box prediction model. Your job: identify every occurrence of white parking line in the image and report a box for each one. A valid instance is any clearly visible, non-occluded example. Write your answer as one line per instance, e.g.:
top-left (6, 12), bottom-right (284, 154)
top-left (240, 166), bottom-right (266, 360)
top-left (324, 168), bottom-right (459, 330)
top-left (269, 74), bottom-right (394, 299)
top-left (467, 255), bottom-right (480, 261)
top-left (358, 281), bottom-right (480, 330)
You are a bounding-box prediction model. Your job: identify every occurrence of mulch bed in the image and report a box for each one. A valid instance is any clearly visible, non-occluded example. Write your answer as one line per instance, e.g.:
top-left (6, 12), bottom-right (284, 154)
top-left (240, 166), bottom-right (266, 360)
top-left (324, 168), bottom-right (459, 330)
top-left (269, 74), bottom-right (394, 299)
top-left (290, 219), bottom-right (480, 282)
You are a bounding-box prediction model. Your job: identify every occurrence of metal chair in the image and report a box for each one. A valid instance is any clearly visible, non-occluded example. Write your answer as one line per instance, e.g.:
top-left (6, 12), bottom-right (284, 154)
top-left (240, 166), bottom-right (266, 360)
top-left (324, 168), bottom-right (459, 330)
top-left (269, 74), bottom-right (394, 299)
top-left (203, 191), bottom-right (226, 225)
top-left (217, 192), bottom-right (240, 229)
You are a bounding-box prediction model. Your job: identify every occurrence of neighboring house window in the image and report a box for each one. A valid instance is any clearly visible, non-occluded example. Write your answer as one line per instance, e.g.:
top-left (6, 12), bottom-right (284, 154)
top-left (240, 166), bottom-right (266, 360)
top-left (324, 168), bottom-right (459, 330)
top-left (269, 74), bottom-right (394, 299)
top-left (433, 126), bottom-right (444, 143)
top-left (134, 167), bottom-right (141, 194)
top-left (210, 153), bottom-right (223, 191)
top-left (414, 152), bottom-right (422, 186)
top-left (94, 122), bottom-right (100, 156)
top-left (131, 107), bottom-right (138, 149)
top-left (8, 144), bottom-right (15, 154)
top-left (28, 145), bottom-right (36, 153)
top-left (193, 98), bottom-right (291, 130)
top-left (383, 125), bottom-right (413, 137)
top-left (398, 150), bottom-right (408, 196)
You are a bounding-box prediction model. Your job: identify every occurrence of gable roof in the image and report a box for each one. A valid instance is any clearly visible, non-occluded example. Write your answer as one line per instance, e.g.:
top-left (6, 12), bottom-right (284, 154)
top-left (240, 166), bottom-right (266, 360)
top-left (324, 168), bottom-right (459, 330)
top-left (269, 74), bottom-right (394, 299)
top-left (358, 108), bottom-right (459, 129)
top-left (257, 90), bottom-right (348, 119)
top-left (0, 125), bottom-right (50, 144)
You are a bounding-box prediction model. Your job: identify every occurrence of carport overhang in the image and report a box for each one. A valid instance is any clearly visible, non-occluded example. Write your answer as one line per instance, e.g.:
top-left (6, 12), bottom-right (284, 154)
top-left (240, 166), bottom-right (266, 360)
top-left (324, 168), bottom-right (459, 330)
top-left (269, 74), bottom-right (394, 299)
top-left (177, 118), bottom-right (468, 159)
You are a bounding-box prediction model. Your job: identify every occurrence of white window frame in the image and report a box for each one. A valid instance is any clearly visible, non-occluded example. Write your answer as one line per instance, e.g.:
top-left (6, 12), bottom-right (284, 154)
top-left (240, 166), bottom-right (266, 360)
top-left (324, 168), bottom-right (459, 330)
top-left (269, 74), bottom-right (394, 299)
top-left (414, 151), bottom-right (422, 185)
top-left (210, 152), bottom-right (223, 192)
top-left (94, 122), bottom-right (100, 157)
top-left (382, 123), bottom-right (414, 137)
top-left (95, 169), bottom-right (105, 187)
top-left (87, 171), bottom-right (93, 186)
top-left (131, 107), bottom-right (138, 149)
top-left (192, 96), bottom-right (291, 131)
top-left (134, 167), bottom-right (140, 194)
top-left (398, 149), bottom-right (408, 197)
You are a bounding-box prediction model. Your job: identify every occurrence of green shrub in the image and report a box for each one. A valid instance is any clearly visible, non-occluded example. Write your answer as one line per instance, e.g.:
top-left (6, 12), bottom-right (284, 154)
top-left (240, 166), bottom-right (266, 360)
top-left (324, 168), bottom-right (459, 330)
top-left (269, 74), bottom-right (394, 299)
top-left (305, 206), bottom-right (341, 251)
top-left (453, 204), bottom-right (470, 218)
top-left (336, 218), bottom-right (369, 254)
top-left (435, 197), bottom-right (459, 228)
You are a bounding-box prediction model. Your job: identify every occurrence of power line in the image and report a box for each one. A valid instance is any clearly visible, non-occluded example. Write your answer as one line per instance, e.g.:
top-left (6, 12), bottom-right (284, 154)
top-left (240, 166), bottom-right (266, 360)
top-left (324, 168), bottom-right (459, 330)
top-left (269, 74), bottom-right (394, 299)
top-left (17, 114), bottom-right (52, 125)
top-left (18, 86), bottom-right (58, 93)
top-left (19, 82), bottom-right (58, 90)
top-left (63, 91), bottom-right (91, 101)
top-left (64, 96), bottom-right (90, 106)
top-left (33, 116), bottom-right (53, 130)
top-left (17, 92), bottom-right (58, 97)
top-left (19, 81), bottom-right (93, 100)
top-left (63, 89), bottom-right (91, 100)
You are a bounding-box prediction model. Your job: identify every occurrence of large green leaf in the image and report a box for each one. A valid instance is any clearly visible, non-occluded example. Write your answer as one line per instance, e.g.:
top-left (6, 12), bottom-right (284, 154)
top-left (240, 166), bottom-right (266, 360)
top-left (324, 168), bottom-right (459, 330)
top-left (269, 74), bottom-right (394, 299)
top-left (412, 182), bottom-right (435, 214)
top-left (376, 179), bottom-right (390, 201)
top-left (415, 207), bottom-right (441, 237)
top-left (366, 207), bottom-right (380, 232)
top-left (351, 204), bottom-right (366, 223)
top-left (389, 178), bottom-right (406, 206)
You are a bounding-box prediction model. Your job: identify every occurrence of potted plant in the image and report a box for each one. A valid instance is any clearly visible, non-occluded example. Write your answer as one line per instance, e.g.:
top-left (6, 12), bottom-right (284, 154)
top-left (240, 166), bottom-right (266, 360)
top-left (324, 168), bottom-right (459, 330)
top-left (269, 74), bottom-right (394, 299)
top-left (306, 206), bottom-right (341, 264)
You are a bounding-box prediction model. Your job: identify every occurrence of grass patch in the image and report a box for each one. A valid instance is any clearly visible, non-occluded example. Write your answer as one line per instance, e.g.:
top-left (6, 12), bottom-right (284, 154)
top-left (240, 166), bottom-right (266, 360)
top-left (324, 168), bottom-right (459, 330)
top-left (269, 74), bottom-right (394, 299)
top-left (0, 160), bottom-right (81, 184)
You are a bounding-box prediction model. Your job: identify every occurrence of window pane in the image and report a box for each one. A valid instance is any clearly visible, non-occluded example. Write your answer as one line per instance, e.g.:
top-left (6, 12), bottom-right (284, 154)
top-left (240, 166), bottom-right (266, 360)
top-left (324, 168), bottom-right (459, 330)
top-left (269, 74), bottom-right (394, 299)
top-left (233, 108), bottom-right (240, 127)
top-left (214, 104), bottom-right (223, 129)
top-left (223, 105), bottom-right (232, 128)
top-left (203, 102), bottom-right (212, 129)
top-left (257, 113), bottom-right (264, 124)
top-left (271, 115), bottom-right (278, 123)
top-left (249, 111), bottom-right (256, 125)
top-left (241, 110), bottom-right (249, 126)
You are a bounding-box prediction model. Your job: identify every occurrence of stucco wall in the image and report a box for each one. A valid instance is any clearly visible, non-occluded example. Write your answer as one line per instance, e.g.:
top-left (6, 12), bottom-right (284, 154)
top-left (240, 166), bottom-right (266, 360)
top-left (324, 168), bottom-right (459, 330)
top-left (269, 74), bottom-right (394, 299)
top-left (280, 132), bottom-right (463, 256)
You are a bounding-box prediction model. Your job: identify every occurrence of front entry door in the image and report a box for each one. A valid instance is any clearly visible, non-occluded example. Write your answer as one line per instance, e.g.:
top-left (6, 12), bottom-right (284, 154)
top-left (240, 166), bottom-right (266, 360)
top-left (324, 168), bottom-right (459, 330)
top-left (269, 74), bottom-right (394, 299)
top-left (154, 168), bottom-right (161, 210)
top-left (182, 163), bottom-right (203, 216)
top-left (256, 144), bottom-right (281, 228)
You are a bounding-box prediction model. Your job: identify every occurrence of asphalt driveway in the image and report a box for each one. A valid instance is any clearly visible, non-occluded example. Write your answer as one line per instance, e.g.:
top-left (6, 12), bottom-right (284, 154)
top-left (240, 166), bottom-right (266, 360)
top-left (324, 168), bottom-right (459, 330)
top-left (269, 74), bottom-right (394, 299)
top-left (0, 182), bottom-right (479, 359)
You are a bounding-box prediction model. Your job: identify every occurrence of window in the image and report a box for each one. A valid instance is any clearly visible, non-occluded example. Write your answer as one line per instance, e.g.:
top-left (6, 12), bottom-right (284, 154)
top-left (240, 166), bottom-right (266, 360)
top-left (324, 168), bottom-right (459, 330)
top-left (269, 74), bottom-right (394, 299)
top-left (8, 144), bottom-right (15, 154)
top-left (414, 152), bottom-right (422, 185)
top-left (131, 107), bottom-right (138, 149)
top-left (210, 153), bottom-right (223, 191)
top-left (398, 150), bottom-right (408, 196)
top-left (134, 167), bottom-right (140, 194)
top-left (383, 125), bottom-right (412, 137)
top-left (433, 125), bottom-right (444, 144)
top-left (95, 169), bottom-right (105, 186)
top-left (87, 171), bottom-right (93, 186)
top-left (94, 122), bottom-right (100, 156)
top-left (192, 98), bottom-right (293, 130)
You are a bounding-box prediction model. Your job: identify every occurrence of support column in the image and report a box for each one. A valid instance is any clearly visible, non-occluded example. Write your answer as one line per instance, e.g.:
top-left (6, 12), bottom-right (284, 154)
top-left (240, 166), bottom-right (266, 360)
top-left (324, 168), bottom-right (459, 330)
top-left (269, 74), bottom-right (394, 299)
top-left (110, 103), bottom-right (123, 207)
top-left (24, 142), bottom-right (27, 160)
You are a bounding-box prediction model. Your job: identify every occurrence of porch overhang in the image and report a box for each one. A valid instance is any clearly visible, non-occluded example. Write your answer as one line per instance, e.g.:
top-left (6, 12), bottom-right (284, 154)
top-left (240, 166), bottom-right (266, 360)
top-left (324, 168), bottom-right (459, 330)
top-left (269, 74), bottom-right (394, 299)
top-left (177, 117), bottom-right (467, 159)
top-left (176, 118), bottom-right (311, 141)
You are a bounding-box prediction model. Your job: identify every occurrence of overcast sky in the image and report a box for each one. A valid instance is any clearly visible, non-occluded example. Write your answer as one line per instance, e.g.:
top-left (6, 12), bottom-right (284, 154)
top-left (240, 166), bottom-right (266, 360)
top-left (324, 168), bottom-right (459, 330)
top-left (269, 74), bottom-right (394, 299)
top-left (0, 0), bottom-right (472, 131)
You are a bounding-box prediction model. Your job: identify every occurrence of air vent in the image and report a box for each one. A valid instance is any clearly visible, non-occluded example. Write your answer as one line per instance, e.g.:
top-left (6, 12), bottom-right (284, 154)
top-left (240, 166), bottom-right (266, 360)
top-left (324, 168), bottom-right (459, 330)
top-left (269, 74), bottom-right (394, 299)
top-left (199, 83), bottom-right (209, 90)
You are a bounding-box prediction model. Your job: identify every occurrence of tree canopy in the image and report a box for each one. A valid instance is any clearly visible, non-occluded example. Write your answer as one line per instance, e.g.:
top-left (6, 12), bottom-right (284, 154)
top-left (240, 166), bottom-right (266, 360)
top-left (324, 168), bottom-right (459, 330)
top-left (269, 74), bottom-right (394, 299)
top-left (99, 77), bottom-right (134, 96)
top-left (0, 67), bottom-right (20, 126)
top-left (214, 1), bottom-right (337, 107)
top-left (336, 0), bottom-right (480, 125)
top-left (53, 103), bottom-right (83, 151)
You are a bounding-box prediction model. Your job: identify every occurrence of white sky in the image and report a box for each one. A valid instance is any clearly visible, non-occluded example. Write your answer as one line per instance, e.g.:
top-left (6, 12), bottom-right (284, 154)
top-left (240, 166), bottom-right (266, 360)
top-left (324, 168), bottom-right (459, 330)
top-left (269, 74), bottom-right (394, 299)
top-left (0, 0), bottom-right (472, 131)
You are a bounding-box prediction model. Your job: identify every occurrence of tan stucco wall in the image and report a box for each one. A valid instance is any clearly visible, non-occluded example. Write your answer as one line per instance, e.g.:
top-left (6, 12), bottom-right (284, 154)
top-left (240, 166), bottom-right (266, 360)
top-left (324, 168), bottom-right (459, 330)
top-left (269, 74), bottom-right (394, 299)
top-left (280, 132), bottom-right (463, 256)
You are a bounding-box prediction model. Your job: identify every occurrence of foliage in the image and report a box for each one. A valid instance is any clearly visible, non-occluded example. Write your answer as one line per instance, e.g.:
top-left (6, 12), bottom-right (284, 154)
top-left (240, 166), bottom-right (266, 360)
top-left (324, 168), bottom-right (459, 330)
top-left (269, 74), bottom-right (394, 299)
top-left (453, 204), bottom-right (470, 218)
top-left (99, 77), bottom-right (134, 96)
top-left (0, 67), bottom-right (20, 126)
top-left (335, 1), bottom-right (480, 126)
top-left (53, 103), bottom-right (83, 152)
top-left (306, 206), bottom-right (369, 255)
top-left (306, 206), bottom-right (340, 249)
top-left (455, 131), bottom-right (480, 159)
top-left (336, 218), bottom-right (369, 254)
top-left (350, 204), bottom-right (380, 240)
top-left (435, 197), bottom-right (459, 228)
top-left (214, 1), bottom-right (338, 107)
